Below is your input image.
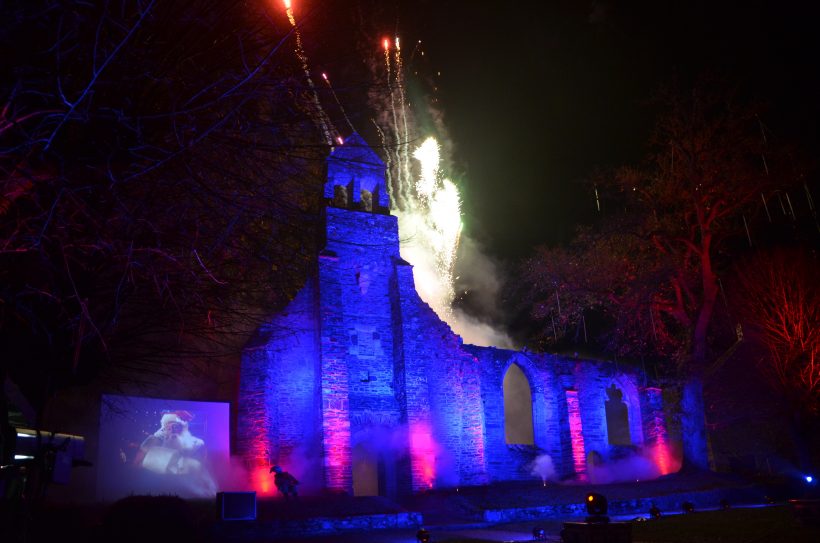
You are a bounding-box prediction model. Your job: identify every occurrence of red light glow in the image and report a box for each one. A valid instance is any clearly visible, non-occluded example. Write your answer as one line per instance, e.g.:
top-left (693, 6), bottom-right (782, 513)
top-left (247, 417), bottom-right (273, 494)
top-left (250, 463), bottom-right (275, 496)
top-left (642, 387), bottom-right (679, 475)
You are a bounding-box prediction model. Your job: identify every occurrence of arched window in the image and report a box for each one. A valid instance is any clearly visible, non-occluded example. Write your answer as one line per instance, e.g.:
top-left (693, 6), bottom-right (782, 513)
top-left (503, 363), bottom-right (534, 444)
top-left (605, 384), bottom-right (631, 445)
top-left (333, 184), bottom-right (348, 208)
top-left (360, 189), bottom-right (373, 211)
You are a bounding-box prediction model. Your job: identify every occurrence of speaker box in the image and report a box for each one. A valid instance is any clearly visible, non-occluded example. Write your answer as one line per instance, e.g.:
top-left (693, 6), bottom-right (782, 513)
top-left (217, 491), bottom-right (256, 520)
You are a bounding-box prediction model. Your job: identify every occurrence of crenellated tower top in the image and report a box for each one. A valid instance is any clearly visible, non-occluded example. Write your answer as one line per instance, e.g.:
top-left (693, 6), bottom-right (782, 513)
top-left (324, 133), bottom-right (389, 213)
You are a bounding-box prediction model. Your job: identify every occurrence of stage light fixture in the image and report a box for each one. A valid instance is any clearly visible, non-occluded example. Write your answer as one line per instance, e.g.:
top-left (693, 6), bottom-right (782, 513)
top-left (682, 501), bottom-right (695, 514)
top-left (805, 475), bottom-right (814, 484)
top-left (416, 528), bottom-right (431, 543)
top-left (584, 492), bottom-right (609, 523)
top-left (649, 503), bottom-right (662, 519)
top-left (532, 525), bottom-right (546, 540)
top-left (720, 498), bottom-right (730, 510)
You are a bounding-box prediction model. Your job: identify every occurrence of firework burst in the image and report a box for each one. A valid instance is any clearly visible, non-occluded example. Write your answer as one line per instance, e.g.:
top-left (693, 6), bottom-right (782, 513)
top-left (372, 36), bottom-right (463, 322)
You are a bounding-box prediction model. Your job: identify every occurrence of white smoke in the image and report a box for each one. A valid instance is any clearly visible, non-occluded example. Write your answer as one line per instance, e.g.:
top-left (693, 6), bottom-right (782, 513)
top-left (530, 454), bottom-right (558, 484)
top-left (451, 235), bottom-right (515, 348)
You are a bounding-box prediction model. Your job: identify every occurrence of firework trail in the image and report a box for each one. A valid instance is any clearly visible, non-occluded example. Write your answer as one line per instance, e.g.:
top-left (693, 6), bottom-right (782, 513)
top-left (282, 0), bottom-right (335, 145)
top-left (394, 37), bottom-right (413, 192)
top-left (366, 30), bottom-right (511, 346)
top-left (321, 72), bottom-right (355, 136)
top-left (383, 38), bottom-right (405, 210)
top-left (371, 35), bottom-right (463, 321)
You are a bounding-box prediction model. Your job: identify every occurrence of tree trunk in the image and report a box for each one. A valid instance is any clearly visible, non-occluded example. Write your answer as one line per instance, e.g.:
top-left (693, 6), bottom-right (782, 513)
top-left (679, 238), bottom-right (717, 471)
top-left (680, 375), bottom-right (710, 470)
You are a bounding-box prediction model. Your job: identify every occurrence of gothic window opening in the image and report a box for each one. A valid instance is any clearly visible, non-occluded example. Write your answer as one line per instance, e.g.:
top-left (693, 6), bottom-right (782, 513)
top-left (605, 384), bottom-right (631, 446)
top-left (503, 363), bottom-right (534, 445)
top-left (333, 184), bottom-right (348, 208)
top-left (351, 426), bottom-right (395, 497)
top-left (360, 189), bottom-right (373, 211)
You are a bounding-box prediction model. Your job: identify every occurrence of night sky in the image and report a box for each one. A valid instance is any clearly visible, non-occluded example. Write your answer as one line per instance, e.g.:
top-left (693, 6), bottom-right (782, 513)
top-left (325, 0), bottom-right (820, 261)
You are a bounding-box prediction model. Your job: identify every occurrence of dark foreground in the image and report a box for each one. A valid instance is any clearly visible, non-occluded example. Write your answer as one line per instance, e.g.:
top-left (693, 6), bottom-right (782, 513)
top-left (4, 470), bottom-right (819, 543)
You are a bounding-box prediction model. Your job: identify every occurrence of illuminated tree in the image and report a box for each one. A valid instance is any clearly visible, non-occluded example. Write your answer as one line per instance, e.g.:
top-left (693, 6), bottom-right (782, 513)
top-left (1, 1), bottom-right (326, 425)
top-left (735, 248), bottom-right (820, 414)
top-left (519, 78), bottom-right (806, 469)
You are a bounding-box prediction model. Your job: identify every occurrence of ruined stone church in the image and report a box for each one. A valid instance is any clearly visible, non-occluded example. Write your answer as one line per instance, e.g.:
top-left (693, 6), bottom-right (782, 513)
top-left (238, 134), bottom-right (673, 497)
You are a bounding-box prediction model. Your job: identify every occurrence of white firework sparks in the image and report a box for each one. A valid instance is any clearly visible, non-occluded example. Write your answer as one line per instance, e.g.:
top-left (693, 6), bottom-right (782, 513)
top-left (373, 34), bottom-right (512, 348)
top-left (413, 137), bottom-right (440, 201)
top-left (394, 137), bottom-right (462, 321)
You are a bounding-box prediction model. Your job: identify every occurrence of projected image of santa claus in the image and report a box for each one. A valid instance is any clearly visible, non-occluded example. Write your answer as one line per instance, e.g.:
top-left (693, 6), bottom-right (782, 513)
top-left (135, 410), bottom-right (216, 496)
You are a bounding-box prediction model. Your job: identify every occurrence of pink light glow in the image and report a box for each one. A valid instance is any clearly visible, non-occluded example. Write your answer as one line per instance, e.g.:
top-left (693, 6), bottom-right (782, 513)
top-left (250, 463), bottom-right (274, 496)
top-left (246, 414), bottom-right (273, 494)
top-left (322, 407), bottom-right (351, 490)
top-left (566, 389), bottom-right (587, 481)
top-left (646, 411), bottom-right (675, 475)
top-left (321, 359), bottom-right (351, 490)
top-left (409, 422), bottom-right (436, 489)
top-left (653, 433), bottom-right (672, 475)
top-left (642, 387), bottom-right (678, 475)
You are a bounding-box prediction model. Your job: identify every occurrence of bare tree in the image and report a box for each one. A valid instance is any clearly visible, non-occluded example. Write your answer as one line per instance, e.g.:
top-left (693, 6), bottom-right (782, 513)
top-left (733, 247), bottom-right (819, 469)
top-left (1, 1), bottom-right (328, 424)
top-left (517, 77), bottom-right (807, 469)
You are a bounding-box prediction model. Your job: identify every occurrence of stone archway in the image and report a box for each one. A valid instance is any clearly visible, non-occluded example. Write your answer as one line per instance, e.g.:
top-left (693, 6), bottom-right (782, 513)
top-left (349, 420), bottom-right (400, 497)
top-left (503, 363), bottom-right (534, 445)
top-left (352, 441), bottom-right (380, 496)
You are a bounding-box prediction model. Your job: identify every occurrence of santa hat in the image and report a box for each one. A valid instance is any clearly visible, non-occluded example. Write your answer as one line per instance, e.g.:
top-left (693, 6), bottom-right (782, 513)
top-left (160, 410), bottom-right (193, 426)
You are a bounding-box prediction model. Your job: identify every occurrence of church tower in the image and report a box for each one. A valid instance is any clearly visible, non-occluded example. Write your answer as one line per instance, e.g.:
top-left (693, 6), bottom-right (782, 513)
top-left (239, 133), bottom-right (490, 496)
top-left (316, 134), bottom-right (409, 496)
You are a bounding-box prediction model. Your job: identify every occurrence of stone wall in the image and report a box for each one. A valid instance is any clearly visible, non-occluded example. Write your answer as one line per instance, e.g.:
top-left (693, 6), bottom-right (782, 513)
top-left (238, 278), bottom-right (323, 488)
top-left (237, 137), bottom-right (684, 497)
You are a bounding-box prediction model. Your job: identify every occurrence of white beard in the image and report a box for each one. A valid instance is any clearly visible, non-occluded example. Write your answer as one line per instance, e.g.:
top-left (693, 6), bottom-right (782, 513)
top-left (165, 429), bottom-right (203, 452)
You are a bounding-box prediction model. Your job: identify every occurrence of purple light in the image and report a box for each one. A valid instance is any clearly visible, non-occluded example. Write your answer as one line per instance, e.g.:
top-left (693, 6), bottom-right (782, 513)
top-left (565, 389), bottom-right (587, 480)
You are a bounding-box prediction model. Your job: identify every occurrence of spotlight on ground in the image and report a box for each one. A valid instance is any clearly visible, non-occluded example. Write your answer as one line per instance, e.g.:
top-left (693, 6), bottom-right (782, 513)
top-left (682, 501), bottom-right (695, 514)
top-left (585, 493), bottom-right (609, 523)
top-left (649, 503), bottom-right (662, 519)
top-left (562, 495), bottom-right (631, 543)
top-left (533, 525), bottom-right (547, 540)
top-left (416, 528), bottom-right (431, 543)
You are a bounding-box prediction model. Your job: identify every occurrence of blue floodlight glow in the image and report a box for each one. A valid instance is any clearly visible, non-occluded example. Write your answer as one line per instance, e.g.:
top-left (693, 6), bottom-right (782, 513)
top-left (805, 475), bottom-right (814, 483)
